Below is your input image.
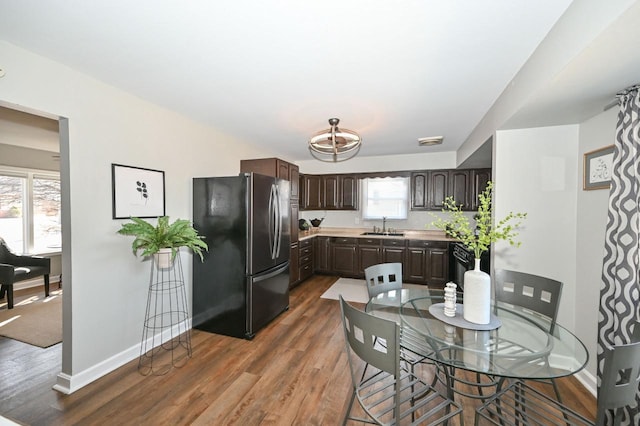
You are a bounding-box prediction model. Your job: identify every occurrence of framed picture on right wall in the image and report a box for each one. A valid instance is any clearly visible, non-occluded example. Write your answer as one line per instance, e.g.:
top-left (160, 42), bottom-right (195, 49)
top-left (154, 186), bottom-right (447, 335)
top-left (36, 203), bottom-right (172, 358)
top-left (583, 145), bottom-right (614, 190)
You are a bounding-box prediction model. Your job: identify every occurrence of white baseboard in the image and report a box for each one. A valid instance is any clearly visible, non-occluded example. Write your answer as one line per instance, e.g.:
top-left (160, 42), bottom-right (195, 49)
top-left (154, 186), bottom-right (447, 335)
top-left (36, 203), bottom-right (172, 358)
top-left (574, 368), bottom-right (597, 397)
top-left (14, 275), bottom-right (62, 291)
top-left (54, 319), bottom-right (192, 394)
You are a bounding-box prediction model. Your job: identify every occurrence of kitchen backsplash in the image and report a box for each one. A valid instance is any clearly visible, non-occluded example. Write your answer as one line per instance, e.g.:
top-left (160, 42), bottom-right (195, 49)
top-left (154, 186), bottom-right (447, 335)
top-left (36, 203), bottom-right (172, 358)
top-left (299, 209), bottom-right (475, 232)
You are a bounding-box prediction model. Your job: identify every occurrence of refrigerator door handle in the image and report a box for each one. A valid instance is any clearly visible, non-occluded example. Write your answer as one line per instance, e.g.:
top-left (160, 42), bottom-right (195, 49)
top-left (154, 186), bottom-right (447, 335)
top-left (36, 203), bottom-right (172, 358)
top-left (273, 184), bottom-right (282, 259)
top-left (268, 183), bottom-right (275, 259)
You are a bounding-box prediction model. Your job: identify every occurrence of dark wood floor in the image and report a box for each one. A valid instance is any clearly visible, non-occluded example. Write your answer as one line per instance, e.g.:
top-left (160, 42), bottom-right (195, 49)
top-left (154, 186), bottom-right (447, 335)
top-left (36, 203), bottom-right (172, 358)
top-left (1, 276), bottom-right (596, 425)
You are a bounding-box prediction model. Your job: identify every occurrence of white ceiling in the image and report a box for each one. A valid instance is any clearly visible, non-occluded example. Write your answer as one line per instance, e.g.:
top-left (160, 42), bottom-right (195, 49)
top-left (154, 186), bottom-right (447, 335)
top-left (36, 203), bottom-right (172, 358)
top-left (1, 1), bottom-right (638, 164)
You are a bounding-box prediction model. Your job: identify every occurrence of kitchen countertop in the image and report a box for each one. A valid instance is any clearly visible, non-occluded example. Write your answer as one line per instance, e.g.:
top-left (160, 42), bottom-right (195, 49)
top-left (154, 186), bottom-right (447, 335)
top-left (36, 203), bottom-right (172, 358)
top-left (298, 227), bottom-right (456, 242)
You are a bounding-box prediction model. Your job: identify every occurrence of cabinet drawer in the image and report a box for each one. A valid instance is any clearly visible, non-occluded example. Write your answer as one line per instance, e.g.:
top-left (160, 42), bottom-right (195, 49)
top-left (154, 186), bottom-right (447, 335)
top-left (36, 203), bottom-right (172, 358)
top-left (332, 237), bottom-right (358, 245)
top-left (299, 238), bottom-right (313, 248)
top-left (299, 262), bottom-right (313, 281)
top-left (383, 239), bottom-right (406, 247)
top-left (358, 238), bottom-right (381, 246)
top-left (299, 253), bottom-right (313, 266)
top-left (299, 245), bottom-right (313, 258)
top-left (408, 240), bottom-right (448, 249)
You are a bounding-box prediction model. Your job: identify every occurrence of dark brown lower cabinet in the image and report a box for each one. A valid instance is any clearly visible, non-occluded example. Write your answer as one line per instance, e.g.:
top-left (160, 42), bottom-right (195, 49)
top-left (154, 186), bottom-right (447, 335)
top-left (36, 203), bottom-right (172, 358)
top-left (405, 240), bottom-right (450, 287)
top-left (289, 242), bottom-right (299, 287)
top-left (314, 236), bottom-right (331, 273)
top-left (309, 236), bottom-right (449, 286)
top-left (358, 239), bottom-right (382, 276)
top-left (331, 238), bottom-right (358, 276)
top-left (298, 239), bottom-right (313, 283)
top-left (382, 239), bottom-right (406, 265)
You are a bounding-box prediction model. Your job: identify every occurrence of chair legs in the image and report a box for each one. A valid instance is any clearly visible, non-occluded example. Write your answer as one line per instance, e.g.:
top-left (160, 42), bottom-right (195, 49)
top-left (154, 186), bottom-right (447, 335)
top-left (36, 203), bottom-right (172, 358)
top-left (0, 284), bottom-right (14, 309)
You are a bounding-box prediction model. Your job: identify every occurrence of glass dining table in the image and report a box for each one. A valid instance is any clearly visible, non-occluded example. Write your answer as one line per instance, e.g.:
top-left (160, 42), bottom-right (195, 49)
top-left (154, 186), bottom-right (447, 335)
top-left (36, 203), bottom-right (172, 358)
top-left (365, 287), bottom-right (589, 397)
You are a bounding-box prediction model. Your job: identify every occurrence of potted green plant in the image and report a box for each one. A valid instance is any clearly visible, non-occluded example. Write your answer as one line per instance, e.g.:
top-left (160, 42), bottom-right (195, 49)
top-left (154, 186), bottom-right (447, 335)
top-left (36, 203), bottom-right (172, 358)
top-left (117, 216), bottom-right (208, 268)
top-left (431, 181), bottom-right (527, 259)
top-left (430, 181), bottom-right (526, 324)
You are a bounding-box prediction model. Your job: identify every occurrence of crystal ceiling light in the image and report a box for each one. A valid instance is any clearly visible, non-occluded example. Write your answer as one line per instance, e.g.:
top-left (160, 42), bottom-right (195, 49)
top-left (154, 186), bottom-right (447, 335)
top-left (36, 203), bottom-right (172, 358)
top-left (308, 118), bottom-right (361, 162)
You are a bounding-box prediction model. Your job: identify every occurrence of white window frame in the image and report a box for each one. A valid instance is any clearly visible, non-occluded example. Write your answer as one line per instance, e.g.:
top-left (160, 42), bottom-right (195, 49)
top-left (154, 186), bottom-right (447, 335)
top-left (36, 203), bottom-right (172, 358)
top-left (0, 166), bottom-right (61, 254)
top-left (361, 176), bottom-right (410, 220)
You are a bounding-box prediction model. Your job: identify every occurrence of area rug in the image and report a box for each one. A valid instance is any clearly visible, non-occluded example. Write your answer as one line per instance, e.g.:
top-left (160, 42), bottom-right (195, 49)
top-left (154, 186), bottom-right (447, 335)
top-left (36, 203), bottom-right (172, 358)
top-left (320, 278), bottom-right (369, 303)
top-left (0, 289), bottom-right (62, 348)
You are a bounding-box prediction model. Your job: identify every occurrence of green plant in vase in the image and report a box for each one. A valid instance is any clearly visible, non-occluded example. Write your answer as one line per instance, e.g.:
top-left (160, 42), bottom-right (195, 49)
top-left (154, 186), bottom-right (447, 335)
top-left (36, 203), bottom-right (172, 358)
top-left (430, 181), bottom-right (526, 324)
top-left (431, 181), bottom-right (526, 259)
top-left (117, 216), bottom-right (208, 263)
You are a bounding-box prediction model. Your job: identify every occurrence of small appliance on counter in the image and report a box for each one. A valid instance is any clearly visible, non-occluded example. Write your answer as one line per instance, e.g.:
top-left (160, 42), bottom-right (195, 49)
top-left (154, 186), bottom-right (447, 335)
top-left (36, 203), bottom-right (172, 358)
top-left (299, 219), bottom-right (310, 231)
top-left (310, 217), bottom-right (324, 227)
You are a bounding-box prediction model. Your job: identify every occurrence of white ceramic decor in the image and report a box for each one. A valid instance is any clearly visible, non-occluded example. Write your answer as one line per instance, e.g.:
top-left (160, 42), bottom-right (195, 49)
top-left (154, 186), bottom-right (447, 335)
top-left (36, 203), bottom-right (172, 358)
top-left (463, 258), bottom-right (491, 324)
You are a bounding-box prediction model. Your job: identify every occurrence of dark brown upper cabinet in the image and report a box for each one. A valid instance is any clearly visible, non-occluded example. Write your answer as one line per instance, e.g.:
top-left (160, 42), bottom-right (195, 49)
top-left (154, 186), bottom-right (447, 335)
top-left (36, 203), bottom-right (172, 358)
top-left (300, 173), bottom-right (358, 211)
top-left (410, 172), bottom-right (428, 210)
top-left (410, 168), bottom-right (490, 211)
top-left (470, 168), bottom-right (491, 211)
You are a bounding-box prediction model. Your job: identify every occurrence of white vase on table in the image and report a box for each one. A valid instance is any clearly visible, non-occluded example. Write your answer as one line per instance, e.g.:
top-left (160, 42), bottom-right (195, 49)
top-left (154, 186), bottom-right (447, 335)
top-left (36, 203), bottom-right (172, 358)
top-left (463, 258), bottom-right (491, 324)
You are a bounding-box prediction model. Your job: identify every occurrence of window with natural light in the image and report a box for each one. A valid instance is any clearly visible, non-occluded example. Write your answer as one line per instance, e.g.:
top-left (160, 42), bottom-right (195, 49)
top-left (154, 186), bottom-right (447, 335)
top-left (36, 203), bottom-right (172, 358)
top-left (362, 177), bottom-right (409, 220)
top-left (0, 171), bottom-right (61, 254)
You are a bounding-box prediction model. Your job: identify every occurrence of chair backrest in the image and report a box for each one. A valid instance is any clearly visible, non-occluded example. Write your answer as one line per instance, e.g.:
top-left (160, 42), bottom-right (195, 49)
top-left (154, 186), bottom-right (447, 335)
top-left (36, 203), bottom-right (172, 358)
top-left (494, 269), bottom-right (562, 331)
top-left (339, 295), bottom-right (399, 377)
top-left (0, 237), bottom-right (15, 263)
top-left (364, 262), bottom-right (403, 298)
top-left (596, 339), bottom-right (640, 425)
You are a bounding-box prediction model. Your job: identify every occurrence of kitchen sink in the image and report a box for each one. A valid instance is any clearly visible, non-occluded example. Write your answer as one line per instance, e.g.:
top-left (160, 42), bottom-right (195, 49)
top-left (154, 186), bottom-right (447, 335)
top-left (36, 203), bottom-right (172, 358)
top-left (361, 232), bottom-right (405, 237)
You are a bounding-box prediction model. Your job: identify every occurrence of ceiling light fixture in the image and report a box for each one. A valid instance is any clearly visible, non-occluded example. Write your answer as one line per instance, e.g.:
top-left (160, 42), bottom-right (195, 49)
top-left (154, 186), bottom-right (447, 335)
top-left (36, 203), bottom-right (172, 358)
top-left (418, 136), bottom-right (444, 146)
top-left (309, 118), bottom-right (361, 162)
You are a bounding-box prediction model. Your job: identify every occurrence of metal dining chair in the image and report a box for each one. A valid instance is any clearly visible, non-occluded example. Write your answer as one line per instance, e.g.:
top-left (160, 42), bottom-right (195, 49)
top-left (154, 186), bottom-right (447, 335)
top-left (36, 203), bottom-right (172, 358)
top-left (492, 269), bottom-right (565, 402)
top-left (339, 296), bottom-right (464, 425)
top-left (364, 262), bottom-right (403, 298)
top-left (364, 263), bottom-right (436, 380)
top-left (475, 337), bottom-right (640, 425)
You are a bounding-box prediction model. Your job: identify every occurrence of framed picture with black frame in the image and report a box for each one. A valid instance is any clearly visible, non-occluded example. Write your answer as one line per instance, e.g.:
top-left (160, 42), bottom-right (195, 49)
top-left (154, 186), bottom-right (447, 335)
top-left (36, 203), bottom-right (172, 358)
top-left (583, 145), bottom-right (614, 190)
top-left (112, 163), bottom-right (166, 219)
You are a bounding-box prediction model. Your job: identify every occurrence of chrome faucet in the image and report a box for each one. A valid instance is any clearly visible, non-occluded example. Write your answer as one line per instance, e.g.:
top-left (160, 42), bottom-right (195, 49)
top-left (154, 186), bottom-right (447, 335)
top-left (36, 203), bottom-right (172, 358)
top-left (382, 216), bottom-right (387, 233)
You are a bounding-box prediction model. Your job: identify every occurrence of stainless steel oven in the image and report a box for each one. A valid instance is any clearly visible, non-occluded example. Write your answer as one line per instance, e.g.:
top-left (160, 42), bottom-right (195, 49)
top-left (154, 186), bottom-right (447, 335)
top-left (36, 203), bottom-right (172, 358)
top-left (451, 242), bottom-right (490, 291)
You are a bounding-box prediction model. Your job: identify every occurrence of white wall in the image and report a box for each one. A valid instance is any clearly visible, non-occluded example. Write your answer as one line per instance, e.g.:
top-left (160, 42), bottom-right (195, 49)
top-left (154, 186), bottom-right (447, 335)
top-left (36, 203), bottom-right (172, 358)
top-left (575, 108), bottom-right (617, 385)
top-left (493, 125), bottom-right (579, 329)
top-left (0, 41), bottom-right (276, 392)
top-left (296, 151), bottom-right (456, 174)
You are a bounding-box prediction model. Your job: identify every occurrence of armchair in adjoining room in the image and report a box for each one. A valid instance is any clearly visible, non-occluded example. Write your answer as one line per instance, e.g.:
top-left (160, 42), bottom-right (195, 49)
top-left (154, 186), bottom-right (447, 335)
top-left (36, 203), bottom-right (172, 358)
top-left (0, 237), bottom-right (51, 310)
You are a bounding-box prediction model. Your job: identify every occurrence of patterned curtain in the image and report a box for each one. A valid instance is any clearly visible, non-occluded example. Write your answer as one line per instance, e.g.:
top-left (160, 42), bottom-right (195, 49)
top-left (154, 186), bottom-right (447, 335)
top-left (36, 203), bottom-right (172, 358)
top-left (598, 84), bottom-right (640, 425)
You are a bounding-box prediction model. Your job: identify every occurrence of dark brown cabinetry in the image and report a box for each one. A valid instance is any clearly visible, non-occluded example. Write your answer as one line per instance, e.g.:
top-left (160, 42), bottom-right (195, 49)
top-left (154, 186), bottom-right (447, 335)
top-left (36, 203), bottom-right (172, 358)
top-left (410, 172), bottom-right (428, 210)
top-left (470, 168), bottom-right (491, 210)
top-left (300, 173), bottom-right (359, 211)
top-left (382, 239), bottom-right (406, 264)
top-left (405, 240), bottom-right (450, 286)
top-left (314, 236), bottom-right (331, 273)
top-left (449, 170), bottom-right (471, 209)
top-left (298, 239), bottom-right (313, 284)
top-left (331, 238), bottom-right (359, 276)
top-left (322, 175), bottom-right (339, 209)
top-left (289, 242), bottom-right (300, 285)
top-left (428, 170), bottom-right (450, 210)
top-left (339, 175), bottom-right (358, 210)
top-left (358, 238), bottom-right (382, 274)
top-left (301, 174), bottom-right (323, 210)
top-left (411, 168), bottom-right (490, 211)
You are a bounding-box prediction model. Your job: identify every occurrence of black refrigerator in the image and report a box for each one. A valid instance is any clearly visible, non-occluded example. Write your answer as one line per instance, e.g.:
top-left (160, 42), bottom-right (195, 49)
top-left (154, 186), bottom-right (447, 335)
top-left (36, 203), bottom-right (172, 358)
top-left (192, 173), bottom-right (290, 339)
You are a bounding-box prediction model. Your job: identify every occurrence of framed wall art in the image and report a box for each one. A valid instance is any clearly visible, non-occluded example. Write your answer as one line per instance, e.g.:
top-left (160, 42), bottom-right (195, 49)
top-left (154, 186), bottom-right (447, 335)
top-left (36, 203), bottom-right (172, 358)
top-left (112, 164), bottom-right (166, 219)
top-left (583, 145), bottom-right (614, 190)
